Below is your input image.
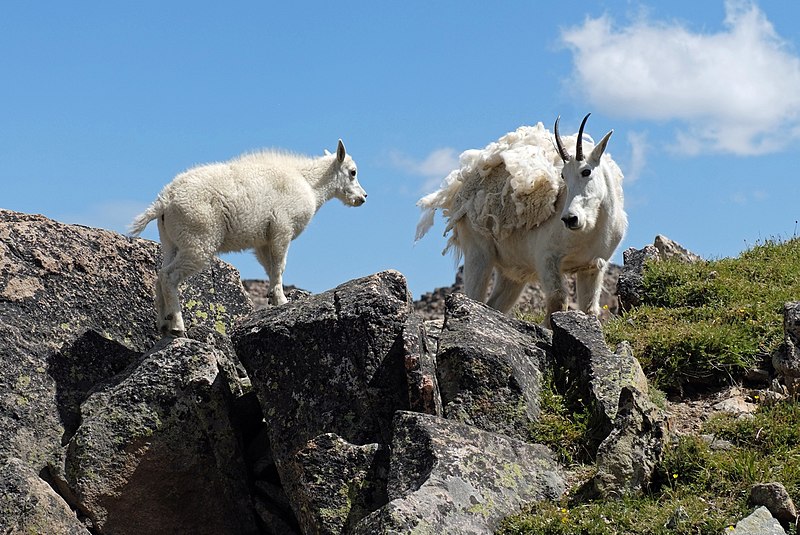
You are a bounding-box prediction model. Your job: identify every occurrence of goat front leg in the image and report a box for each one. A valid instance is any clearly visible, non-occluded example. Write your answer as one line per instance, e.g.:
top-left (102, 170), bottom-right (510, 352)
top-left (576, 259), bottom-right (607, 317)
top-left (255, 237), bottom-right (290, 307)
top-left (538, 256), bottom-right (567, 328)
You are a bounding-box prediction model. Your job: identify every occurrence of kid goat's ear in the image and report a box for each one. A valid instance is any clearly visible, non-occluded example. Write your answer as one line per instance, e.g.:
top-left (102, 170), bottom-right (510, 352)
top-left (588, 130), bottom-right (613, 167)
top-left (337, 139), bottom-right (346, 163)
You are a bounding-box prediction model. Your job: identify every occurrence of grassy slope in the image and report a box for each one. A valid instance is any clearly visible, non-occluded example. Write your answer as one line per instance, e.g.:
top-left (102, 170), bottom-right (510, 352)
top-left (500, 238), bottom-right (800, 535)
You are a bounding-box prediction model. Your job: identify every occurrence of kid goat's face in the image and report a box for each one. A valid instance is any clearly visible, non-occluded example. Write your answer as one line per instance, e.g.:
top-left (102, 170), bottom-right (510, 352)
top-left (335, 140), bottom-right (367, 207)
top-left (340, 157), bottom-right (367, 206)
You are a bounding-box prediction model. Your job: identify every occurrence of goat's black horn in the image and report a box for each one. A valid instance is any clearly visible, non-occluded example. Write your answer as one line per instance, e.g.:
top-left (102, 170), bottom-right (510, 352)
top-left (576, 113), bottom-right (591, 161)
top-left (554, 116), bottom-right (571, 162)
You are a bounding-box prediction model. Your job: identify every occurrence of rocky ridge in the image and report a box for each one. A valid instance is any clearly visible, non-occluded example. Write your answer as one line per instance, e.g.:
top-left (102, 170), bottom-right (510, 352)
top-left (1, 210), bottom-right (797, 534)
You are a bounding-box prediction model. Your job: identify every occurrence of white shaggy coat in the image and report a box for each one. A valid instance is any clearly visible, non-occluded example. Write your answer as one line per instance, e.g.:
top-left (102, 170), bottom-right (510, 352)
top-left (417, 116), bottom-right (627, 326)
top-left (130, 140), bottom-right (366, 336)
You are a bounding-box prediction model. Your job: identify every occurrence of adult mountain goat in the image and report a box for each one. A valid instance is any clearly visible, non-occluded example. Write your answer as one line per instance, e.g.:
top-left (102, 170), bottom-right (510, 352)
top-left (416, 114), bottom-right (627, 326)
top-left (130, 139), bottom-right (367, 337)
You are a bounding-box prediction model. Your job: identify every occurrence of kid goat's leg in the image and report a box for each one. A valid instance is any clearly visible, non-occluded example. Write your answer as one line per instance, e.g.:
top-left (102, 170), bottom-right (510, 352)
top-left (156, 219), bottom-right (177, 335)
top-left (158, 249), bottom-right (208, 337)
top-left (254, 235), bottom-right (290, 306)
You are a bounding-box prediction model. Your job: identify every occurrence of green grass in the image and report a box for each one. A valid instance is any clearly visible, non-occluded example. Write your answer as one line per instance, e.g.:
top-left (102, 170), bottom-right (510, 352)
top-left (499, 398), bottom-right (800, 535)
top-left (500, 238), bottom-right (800, 534)
top-left (528, 374), bottom-right (593, 465)
top-left (604, 238), bottom-right (800, 392)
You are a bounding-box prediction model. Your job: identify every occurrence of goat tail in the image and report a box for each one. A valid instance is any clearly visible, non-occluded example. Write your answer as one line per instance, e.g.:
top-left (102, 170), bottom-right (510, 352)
top-left (128, 197), bottom-right (165, 237)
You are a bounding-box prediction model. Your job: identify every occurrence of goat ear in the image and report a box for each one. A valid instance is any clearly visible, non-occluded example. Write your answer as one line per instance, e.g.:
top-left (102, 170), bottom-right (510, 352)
top-left (588, 130), bottom-right (613, 166)
top-left (323, 149), bottom-right (332, 156)
top-left (336, 139), bottom-right (346, 163)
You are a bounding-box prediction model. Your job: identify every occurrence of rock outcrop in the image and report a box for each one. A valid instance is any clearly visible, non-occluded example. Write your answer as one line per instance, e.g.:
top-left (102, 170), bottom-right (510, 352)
top-left (0, 209), bottom-right (703, 534)
top-left (0, 209), bottom-right (254, 534)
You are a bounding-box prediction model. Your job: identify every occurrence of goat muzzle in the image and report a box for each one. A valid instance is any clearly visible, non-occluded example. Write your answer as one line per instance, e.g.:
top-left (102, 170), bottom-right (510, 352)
top-left (561, 214), bottom-right (581, 230)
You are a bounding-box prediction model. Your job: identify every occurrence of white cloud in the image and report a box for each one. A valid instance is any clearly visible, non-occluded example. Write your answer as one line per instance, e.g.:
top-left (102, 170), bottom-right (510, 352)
top-left (731, 189), bottom-right (769, 205)
top-left (390, 147), bottom-right (459, 191)
top-left (625, 131), bottom-right (648, 183)
top-left (561, 0), bottom-right (800, 155)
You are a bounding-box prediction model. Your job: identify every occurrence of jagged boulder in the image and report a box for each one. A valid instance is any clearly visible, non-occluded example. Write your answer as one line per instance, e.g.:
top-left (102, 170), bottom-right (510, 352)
top-left (617, 235), bottom-right (701, 312)
top-left (352, 411), bottom-right (565, 534)
top-left (287, 434), bottom-right (387, 535)
top-left (550, 311), bottom-right (650, 442)
top-left (593, 387), bottom-right (667, 498)
top-left (435, 292), bottom-right (549, 441)
top-left (0, 210), bottom-right (255, 531)
top-left (55, 337), bottom-right (258, 535)
top-left (749, 481), bottom-right (797, 527)
top-left (617, 244), bottom-right (660, 312)
top-left (0, 457), bottom-right (90, 535)
top-left (0, 210), bottom-right (252, 465)
top-left (550, 311), bottom-right (666, 498)
top-left (774, 301), bottom-right (800, 394)
top-left (231, 270), bottom-right (439, 531)
top-left (729, 506), bottom-right (786, 535)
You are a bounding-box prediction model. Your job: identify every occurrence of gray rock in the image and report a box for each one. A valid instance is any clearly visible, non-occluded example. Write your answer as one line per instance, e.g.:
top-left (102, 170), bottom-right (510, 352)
top-left (617, 237), bottom-right (702, 312)
top-left (232, 270), bottom-right (433, 525)
top-left (593, 387), bottom-right (667, 498)
top-left (352, 411), bottom-right (565, 535)
top-left (403, 312), bottom-right (442, 416)
top-left (287, 434), bottom-right (387, 535)
top-left (0, 209), bottom-right (252, 473)
top-left (0, 456), bottom-right (90, 534)
top-left (56, 337), bottom-right (258, 535)
top-left (550, 311), bottom-right (650, 449)
top-left (729, 506), bottom-right (786, 535)
top-left (617, 244), bottom-right (660, 312)
top-left (774, 302), bottom-right (800, 387)
top-left (436, 293), bottom-right (549, 441)
top-left (653, 234), bottom-right (703, 263)
top-left (749, 482), bottom-right (797, 526)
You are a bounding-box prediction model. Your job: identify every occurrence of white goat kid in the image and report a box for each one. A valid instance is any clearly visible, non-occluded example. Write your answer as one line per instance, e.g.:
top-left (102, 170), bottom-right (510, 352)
top-left (129, 139), bottom-right (367, 337)
top-left (417, 114), bottom-right (627, 326)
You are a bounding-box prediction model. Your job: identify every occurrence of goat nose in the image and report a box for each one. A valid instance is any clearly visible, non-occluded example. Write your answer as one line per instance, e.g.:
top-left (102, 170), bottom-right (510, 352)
top-left (561, 215), bottom-right (579, 229)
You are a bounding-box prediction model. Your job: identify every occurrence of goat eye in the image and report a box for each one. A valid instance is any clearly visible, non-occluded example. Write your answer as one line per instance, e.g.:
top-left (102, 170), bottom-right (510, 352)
top-left (350, 169), bottom-right (357, 178)
top-left (581, 169), bottom-right (591, 178)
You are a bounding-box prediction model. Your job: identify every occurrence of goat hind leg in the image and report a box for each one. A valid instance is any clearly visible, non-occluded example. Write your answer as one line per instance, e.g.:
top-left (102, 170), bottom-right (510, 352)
top-left (158, 249), bottom-right (208, 337)
top-left (486, 273), bottom-right (525, 314)
top-left (156, 238), bottom-right (177, 335)
top-left (255, 237), bottom-right (290, 306)
top-left (462, 248), bottom-right (494, 304)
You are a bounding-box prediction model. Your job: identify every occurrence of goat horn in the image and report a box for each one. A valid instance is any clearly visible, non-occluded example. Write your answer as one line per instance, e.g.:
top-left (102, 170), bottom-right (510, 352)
top-left (554, 116), bottom-right (571, 162)
top-left (576, 113), bottom-right (591, 161)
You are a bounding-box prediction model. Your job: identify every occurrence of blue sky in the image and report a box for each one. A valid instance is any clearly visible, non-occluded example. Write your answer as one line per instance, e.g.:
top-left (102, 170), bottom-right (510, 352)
top-left (2, 1), bottom-right (799, 298)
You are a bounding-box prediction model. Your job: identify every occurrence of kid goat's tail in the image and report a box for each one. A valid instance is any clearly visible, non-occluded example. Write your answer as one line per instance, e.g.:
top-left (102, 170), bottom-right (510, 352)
top-left (128, 197), bottom-right (165, 237)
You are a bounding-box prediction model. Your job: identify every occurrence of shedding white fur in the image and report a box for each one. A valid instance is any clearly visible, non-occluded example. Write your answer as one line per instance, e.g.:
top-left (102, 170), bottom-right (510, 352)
top-left (416, 116), bottom-right (627, 326)
top-left (417, 124), bottom-right (569, 255)
top-left (129, 139), bottom-right (367, 337)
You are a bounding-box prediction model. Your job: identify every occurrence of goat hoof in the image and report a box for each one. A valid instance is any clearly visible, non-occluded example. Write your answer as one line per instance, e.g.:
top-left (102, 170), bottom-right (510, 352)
top-left (167, 328), bottom-right (186, 338)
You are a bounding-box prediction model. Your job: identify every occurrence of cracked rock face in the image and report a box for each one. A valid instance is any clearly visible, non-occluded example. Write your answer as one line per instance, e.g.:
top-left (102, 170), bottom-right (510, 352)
top-left (232, 270), bottom-right (438, 532)
top-left (436, 293), bottom-right (550, 441)
top-left (0, 209), bottom-right (255, 533)
top-left (352, 411), bottom-right (566, 534)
